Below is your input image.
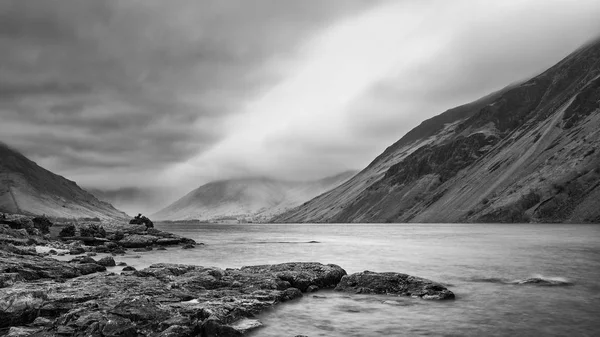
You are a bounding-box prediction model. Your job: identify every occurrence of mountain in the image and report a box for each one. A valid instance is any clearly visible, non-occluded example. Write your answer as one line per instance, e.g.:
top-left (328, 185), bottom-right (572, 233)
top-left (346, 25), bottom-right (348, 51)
top-left (274, 38), bottom-right (600, 224)
top-left (151, 171), bottom-right (357, 221)
top-left (0, 142), bottom-right (128, 219)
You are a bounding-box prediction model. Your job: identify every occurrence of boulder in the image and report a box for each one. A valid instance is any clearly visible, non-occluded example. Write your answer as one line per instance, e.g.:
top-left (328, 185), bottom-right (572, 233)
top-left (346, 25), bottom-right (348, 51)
top-left (97, 256), bottom-right (116, 267)
top-left (335, 271), bottom-right (455, 300)
top-left (118, 235), bottom-right (158, 248)
top-left (241, 262), bottom-right (347, 292)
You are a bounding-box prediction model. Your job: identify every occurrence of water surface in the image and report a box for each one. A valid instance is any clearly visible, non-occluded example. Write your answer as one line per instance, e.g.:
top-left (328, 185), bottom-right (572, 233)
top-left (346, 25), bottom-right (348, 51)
top-left (122, 223), bottom-right (600, 336)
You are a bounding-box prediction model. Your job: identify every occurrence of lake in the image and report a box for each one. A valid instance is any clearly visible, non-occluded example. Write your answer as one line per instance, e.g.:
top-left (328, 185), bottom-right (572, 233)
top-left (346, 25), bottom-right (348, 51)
top-left (116, 223), bottom-right (600, 336)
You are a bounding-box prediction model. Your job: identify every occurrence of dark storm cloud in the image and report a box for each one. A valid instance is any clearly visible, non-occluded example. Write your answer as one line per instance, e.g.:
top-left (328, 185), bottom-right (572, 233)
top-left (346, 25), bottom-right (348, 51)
top-left (0, 0), bottom-right (380, 189)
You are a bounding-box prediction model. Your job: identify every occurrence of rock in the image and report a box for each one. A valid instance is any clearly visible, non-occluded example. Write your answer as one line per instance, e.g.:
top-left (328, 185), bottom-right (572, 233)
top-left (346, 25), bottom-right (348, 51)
top-left (122, 266), bottom-right (136, 271)
top-left (104, 241), bottom-right (119, 249)
top-left (157, 247), bottom-right (167, 251)
top-left (32, 316), bottom-right (53, 326)
top-left (129, 214), bottom-right (154, 228)
top-left (76, 263), bottom-right (106, 275)
top-left (335, 271), bottom-right (455, 300)
top-left (0, 289), bottom-right (48, 328)
top-left (159, 315), bottom-right (191, 330)
top-left (86, 252), bottom-right (97, 256)
top-left (0, 261), bottom-right (353, 335)
top-left (48, 249), bottom-right (57, 255)
top-left (514, 277), bottom-right (572, 286)
top-left (156, 238), bottom-right (181, 245)
top-left (118, 234), bottom-right (158, 248)
top-left (159, 325), bottom-right (192, 337)
top-left (307, 285), bottom-right (319, 292)
top-left (0, 250), bottom-right (83, 282)
top-left (69, 246), bottom-right (85, 255)
top-left (70, 256), bottom-right (97, 264)
top-left (241, 262), bottom-right (347, 292)
top-left (5, 326), bottom-right (43, 336)
top-left (182, 243), bottom-right (195, 249)
top-left (228, 318), bottom-right (263, 334)
top-left (117, 262), bottom-right (127, 266)
top-left (97, 256), bottom-right (116, 267)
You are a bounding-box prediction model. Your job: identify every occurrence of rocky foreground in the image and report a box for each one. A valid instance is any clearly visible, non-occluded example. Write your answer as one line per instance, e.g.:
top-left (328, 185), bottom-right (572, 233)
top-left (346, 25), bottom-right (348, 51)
top-left (0, 216), bottom-right (455, 337)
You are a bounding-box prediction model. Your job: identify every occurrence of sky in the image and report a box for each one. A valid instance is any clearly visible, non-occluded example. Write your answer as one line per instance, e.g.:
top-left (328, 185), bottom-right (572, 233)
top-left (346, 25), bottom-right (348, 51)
top-left (1, 0), bottom-right (600, 213)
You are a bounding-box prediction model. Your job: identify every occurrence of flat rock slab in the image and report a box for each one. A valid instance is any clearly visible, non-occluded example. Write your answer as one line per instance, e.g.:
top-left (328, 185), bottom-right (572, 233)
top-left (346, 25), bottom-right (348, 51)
top-left (0, 262), bottom-right (347, 336)
top-left (335, 271), bottom-right (455, 300)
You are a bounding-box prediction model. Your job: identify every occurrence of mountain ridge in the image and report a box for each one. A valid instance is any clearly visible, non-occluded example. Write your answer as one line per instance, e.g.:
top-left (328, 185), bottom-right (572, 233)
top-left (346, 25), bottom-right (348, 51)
top-left (275, 38), bottom-right (600, 223)
top-left (152, 171), bottom-right (357, 222)
top-left (0, 142), bottom-right (128, 219)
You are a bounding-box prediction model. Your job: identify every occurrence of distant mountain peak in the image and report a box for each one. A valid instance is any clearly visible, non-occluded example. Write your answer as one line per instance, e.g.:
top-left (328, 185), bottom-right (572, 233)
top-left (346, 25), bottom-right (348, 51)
top-left (152, 171), bottom-right (357, 222)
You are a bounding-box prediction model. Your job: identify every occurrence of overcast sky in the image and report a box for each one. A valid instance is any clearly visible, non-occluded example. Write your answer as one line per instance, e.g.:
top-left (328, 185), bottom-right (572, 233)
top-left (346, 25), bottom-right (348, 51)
top-left (1, 0), bottom-right (600, 211)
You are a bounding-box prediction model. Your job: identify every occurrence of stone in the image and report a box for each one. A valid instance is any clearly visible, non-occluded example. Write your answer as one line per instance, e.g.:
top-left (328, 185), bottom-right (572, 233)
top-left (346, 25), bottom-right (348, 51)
top-left (122, 266), bottom-right (136, 271)
top-left (32, 316), bottom-right (53, 326)
top-left (118, 234), bottom-right (158, 248)
top-left (5, 326), bottom-right (43, 336)
top-left (158, 325), bottom-right (192, 337)
top-left (97, 256), bottom-right (116, 267)
top-left (182, 243), bottom-right (195, 249)
top-left (69, 246), bottom-right (85, 255)
top-left (335, 271), bottom-right (455, 300)
top-left (241, 262), bottom-right (347, 292)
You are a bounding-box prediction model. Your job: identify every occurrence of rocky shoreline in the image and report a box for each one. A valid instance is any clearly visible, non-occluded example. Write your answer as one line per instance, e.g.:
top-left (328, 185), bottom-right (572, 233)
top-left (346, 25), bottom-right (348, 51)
top-left (0, 216), bottom-right (455, 336)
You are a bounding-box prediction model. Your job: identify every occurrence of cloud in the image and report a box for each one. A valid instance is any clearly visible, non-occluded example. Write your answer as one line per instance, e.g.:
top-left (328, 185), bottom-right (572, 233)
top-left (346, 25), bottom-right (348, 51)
top-left (0, 0), bottom-right (380, 192)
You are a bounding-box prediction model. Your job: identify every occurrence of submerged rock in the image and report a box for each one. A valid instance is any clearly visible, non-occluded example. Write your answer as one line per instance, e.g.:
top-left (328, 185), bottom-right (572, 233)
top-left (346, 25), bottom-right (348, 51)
top-left (335, 271), bottom-right (455, 300)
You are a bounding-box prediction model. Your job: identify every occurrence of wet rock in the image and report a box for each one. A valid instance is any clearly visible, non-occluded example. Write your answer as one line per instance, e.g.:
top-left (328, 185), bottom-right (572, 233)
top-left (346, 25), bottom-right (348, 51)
top-left (5, 326), bottom-right (43, 336)
top-left (76, 263), bottom-right (106, 275)
top-left (70, 256), bottom-right (97, 264)
top-left (156, 238), bottom-right (181, 245)
top-left (182, 243), bottom-right (195, 249)
top-left (117, 262), bottom-right (127, 266)
top-left (0, 250), bottom-right (82, 282)
top-left (335, 271), bottom-right (455, 300)
top-left (118, 234), bottom-right (158, 248)
top-left (159, 325), bottom-right (193, 337)
top-left (241, 262), bottom-right (347, 292)
top-left (86, 251), bottom-right (97, 256)
top-left (307, 285), bottom-right (319, 292)
top-left (97, 256), bottom-right (116, 267)
top-left (122, 266), bottom-right (136, 271)
top-left (69, 246), bottom-right (85, 255)
top-left (514, 277), bottom-right (572, 286)
top-left (32, 316), bottom-right (54, 326)
top-left (0, 289), bottom-right (48, 328)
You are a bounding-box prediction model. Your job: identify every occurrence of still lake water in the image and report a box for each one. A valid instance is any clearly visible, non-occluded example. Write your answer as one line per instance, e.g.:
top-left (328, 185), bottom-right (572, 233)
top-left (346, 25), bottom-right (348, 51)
top-left (118, 223), bottom-right (600, 336)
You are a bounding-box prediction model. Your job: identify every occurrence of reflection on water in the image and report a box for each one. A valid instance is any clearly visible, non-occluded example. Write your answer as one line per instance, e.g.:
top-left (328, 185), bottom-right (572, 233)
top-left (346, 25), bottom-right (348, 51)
top-left (132, 223), bottom-right (600, 336)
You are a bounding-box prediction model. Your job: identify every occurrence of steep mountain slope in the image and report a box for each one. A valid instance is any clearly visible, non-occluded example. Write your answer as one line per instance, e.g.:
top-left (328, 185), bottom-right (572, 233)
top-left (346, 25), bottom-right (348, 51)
top-left (0, 142), bottom-right (128, 219)
top-left (152, 172), bottom-right (356, 221)
top-left (275, 39), bottom-right (600, 223)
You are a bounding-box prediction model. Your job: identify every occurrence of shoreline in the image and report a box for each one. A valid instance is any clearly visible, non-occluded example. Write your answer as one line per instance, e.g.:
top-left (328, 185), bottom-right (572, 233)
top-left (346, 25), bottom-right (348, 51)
top-left (1, 215), bottom-right (454, 336)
